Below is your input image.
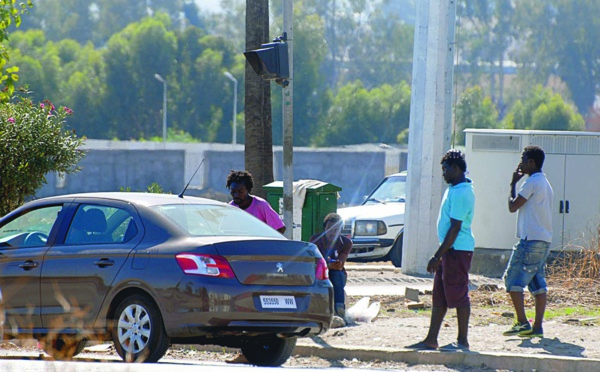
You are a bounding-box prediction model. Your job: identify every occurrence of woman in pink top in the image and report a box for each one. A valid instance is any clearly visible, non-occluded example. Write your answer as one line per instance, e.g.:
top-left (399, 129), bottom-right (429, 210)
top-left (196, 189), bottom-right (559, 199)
top-left (226, 170), bottom-right (286, 234)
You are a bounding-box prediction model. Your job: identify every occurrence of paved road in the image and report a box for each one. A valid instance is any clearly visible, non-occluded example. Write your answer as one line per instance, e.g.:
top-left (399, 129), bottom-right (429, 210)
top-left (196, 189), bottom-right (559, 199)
top-left (344, 264), bottom-right (504, 296)
top-left (0, 355), bottom-right (395, 372)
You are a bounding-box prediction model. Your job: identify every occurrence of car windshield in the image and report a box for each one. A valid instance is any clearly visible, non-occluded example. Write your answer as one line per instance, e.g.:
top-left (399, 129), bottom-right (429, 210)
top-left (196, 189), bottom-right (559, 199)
top-left (366, 175), bottom-right (407, 204)
top-left (151, 204), bottom-right (283, 238)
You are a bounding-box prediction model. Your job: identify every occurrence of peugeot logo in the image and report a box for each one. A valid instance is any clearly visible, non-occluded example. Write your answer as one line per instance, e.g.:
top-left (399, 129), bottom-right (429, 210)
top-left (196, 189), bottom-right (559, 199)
top-left (276, 263), bottom-right (284, 273)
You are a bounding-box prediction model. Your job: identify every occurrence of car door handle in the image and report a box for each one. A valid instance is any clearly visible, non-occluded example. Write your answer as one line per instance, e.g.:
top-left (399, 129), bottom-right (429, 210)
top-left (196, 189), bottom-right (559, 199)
top-left (19, 260), bottom-right (39, 270)
top-left (94, 259), bottom-right (115, 268)
top-left (565, 200), bottom-right (570, 214)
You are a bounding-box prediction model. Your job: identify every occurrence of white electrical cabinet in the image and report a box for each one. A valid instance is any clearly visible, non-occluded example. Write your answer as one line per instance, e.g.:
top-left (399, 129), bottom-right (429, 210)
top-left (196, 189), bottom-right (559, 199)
top-left (465, 129), bottom-right (600, 252)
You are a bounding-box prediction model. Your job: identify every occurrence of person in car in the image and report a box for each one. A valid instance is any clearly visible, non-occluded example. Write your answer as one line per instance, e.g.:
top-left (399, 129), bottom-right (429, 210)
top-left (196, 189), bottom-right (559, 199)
top-left (310, 213), bottom-right (353, 319)
top-left (226, 169), bottom-right (286, 234)
top-left (406, 149), bottom-right (475, 351)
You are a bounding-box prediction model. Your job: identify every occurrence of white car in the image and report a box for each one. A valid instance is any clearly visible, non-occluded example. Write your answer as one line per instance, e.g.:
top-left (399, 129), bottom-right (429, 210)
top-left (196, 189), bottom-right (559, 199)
top-left (337, 172), bottom-right (406, 267)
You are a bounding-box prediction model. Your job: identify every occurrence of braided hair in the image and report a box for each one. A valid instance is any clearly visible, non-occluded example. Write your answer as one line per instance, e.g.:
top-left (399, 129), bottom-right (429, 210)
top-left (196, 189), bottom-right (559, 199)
top-left (440, 149), bottom-right (467, 172)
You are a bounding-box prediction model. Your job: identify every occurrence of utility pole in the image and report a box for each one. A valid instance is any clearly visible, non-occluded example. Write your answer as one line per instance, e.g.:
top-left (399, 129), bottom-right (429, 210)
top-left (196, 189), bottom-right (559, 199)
top-left (223, 71), bottom-right (238, 145)
top-left (154, 73), bottom-right (167, 147)
top-left (402, 0), bottom-right (456, 275)
top-left (282, 0), bottom-right (294, 240)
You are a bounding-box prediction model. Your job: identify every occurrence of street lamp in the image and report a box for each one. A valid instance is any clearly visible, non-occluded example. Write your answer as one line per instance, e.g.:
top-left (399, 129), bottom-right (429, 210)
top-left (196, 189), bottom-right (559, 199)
top-left (223, 71), bottom-right (238, 145)
top-left (154, 73), bottom-right (167, 146)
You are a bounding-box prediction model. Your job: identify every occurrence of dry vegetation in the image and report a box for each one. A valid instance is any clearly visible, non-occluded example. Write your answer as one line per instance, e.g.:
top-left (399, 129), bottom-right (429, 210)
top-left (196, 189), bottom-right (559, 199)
top-left (357, 229), bottom-right (600, 319)
top-left (544, 227), bottom-right (600, 307)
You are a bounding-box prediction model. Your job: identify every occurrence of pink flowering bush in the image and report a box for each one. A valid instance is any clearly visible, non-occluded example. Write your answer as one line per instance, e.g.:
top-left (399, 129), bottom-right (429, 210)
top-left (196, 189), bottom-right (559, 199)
top-left (0, 96), bottom-right (85, 215)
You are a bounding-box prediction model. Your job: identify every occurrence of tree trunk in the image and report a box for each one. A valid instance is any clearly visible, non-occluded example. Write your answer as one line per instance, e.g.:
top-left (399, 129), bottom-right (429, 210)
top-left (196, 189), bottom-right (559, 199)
top-left (245, 0), bottom-right (273, 198)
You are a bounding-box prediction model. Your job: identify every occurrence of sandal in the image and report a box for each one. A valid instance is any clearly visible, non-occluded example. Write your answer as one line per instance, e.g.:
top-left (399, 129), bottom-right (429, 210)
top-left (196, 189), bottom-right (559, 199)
top-left (405, 341), bottom-right (437, 351)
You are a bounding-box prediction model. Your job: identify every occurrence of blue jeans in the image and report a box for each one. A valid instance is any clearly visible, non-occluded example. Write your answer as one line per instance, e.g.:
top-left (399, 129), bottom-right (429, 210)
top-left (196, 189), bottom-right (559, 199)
top-left (329, 270), bottom-right (347, 308)
top-left (504, 239), bottom-right (550, 295)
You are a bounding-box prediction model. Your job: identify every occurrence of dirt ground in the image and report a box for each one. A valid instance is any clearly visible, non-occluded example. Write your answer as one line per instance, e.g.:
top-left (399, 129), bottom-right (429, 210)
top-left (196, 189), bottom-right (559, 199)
top-left (1, 265), bottom-right (599, 370)
top-left (303, 269), bottom-right (600, 360)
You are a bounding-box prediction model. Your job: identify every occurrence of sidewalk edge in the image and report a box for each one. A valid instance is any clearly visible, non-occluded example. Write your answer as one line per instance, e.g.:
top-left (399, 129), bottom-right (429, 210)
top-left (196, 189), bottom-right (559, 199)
top-left (187, 343), bottom-right (600, 372)
top-left (294, 344), bottom-right (600, 372)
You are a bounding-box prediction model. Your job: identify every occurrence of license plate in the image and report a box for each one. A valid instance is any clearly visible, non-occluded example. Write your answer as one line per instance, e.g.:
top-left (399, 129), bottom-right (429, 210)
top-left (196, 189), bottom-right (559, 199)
top-left (259, 295), bottom-right (297, 309)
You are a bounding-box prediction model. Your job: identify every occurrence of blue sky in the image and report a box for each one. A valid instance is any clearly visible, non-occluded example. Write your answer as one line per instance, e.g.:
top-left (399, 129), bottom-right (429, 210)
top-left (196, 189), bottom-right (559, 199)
top-left (196, 0), bottom-right (222, 13)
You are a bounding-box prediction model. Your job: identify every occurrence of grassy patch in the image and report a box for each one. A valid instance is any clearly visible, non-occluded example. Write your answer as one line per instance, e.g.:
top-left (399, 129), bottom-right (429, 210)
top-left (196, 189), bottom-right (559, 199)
top-left (528, 306), bottom-right (600, 321)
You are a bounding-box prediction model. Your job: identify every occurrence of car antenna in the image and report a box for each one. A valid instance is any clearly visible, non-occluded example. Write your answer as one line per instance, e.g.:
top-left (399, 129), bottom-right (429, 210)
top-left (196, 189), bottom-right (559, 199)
top-left (178, 158), bottom-right (205, 199)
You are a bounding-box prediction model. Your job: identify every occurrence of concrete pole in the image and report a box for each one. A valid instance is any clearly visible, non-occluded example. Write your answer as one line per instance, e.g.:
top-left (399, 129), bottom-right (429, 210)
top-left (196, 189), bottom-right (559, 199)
top-left (154, 73), bottom-right (167, 148)
top-left (402, 0), bottom-right (456, 275)
top-left (232, 77), bottom-right (237, 145)
top-left (223, 71), bottom-right (238, 145)
top-left (282, 0), bottom-right (294, 240)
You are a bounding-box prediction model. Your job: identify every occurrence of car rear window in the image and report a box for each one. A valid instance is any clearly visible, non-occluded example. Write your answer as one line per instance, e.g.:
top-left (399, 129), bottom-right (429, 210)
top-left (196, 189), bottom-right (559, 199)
top-left (151, 204), bottom-right (283, 238)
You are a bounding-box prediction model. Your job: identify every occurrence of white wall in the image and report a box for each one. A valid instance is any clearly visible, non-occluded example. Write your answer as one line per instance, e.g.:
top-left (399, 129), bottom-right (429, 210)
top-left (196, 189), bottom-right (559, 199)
top-left (465, 129), bottom-right (600, 252)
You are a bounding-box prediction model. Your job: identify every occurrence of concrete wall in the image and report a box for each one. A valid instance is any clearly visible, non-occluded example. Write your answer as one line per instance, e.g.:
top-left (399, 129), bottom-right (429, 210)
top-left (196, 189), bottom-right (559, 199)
top-left (36, 140), bottom-right (408, 206)
top-left (37, 149), bottom-right (186, 197)
top-left (274, 148), bottom-right (386, 206)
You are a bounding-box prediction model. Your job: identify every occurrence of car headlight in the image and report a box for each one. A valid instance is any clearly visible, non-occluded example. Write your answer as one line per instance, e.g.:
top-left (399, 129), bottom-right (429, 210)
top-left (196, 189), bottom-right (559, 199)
top-left (354, 220), bottom-right (387, 236)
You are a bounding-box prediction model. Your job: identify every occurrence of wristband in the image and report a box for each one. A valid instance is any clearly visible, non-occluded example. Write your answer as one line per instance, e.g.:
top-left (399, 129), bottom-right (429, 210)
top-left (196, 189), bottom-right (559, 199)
top-left (431, 255), bottom-right (440, 261)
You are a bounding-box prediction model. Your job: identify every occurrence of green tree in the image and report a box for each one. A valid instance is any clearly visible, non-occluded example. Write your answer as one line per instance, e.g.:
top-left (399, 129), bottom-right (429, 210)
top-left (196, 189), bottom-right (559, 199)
top-left (170, 24), bottom-right (240, 143)
top-left (270, 2), bottom-right (329, 146)
top-left (103, 14), bottom-right (177, 139)
top-left (312, 81), bottom-right (411, 146)
top-left (21, 0), bottom-right (94, 44)
top-left (514, 0), bottom-right (600, 114)
top-left (59, 41), bottom-right (106, 138)
top-left (7, 30), bottom-right (60, 103)
top-left (503, 85), bottom-right (584, 131)
top-left (0, 0), bottom-right (33, 101)
top-left (342, 0), bottom-right (414, 88)
top-left (0, 97), bottom-right (85, 215)
top-left (207, 0), bottom-right (246, 52)
top-left (531, 95), bottom-right (585, 131)
top-left (18, 0), bottom-right (188, 46)
top-left (457, 0), bottom-right (516, 111)
top-left (96, 0), bottom-right (149, 44)
top-left (503, 85), bottom-right (551, 130)
top-left (454, 86), bottom-right (499, 145)
top-left (8, 30), bottom-right (107, 138)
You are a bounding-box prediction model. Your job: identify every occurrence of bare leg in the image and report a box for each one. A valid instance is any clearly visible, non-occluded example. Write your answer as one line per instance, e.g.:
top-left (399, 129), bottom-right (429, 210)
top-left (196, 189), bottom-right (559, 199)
top-left (532, 292), bottom-right (547, 330)
top-left (509, 291), bottom-right (528, 324)
top-left (423, 306), bottom-right (447, 348)
top-left (456, 305), bottom-right (470, 347)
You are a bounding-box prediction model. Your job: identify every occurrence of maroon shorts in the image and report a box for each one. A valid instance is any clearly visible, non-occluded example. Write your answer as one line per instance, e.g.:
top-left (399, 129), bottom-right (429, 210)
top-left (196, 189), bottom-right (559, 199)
top-left (432, 249), bottom-right (473, 308)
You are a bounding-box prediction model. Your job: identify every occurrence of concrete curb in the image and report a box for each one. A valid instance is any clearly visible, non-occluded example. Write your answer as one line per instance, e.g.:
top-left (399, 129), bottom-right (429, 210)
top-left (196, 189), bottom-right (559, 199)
top-left (293, 344), bottom-right (600, 372)
top-left (345, 265), bottom-right (400, 272)
top-left (190, 343), bottom-right (600, 372)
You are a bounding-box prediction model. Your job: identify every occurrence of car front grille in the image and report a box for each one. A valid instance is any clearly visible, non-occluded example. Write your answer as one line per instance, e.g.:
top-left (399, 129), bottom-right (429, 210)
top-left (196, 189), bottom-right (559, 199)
top-left (342, 219), bottom-right (353, 238)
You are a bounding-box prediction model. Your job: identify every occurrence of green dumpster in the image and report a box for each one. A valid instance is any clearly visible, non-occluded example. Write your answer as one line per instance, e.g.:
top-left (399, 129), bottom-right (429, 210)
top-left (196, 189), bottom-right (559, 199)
top-left (264, 180), bottom-right (342, 241)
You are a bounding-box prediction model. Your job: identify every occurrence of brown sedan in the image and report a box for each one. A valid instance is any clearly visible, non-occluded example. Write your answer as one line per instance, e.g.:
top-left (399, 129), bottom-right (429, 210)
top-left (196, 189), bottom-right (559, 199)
top-left (0, 192), bottom-right (333, 366)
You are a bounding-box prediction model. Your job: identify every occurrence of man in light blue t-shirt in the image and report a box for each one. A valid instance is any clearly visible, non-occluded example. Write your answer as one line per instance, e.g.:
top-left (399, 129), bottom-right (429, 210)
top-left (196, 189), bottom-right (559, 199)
top-left (406, 149), bottom-right (475, 352)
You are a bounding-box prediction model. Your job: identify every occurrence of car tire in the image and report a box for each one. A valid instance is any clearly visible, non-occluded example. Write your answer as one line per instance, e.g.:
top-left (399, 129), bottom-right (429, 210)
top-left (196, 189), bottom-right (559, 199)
top-left (40, 335), bottom-right (87, 360)
top-left (112, 294), bottom-right (169, 363)
top-left (388, 235), bottom-right (403, 268)
top-left (240, 337), bottom-right (297, 366)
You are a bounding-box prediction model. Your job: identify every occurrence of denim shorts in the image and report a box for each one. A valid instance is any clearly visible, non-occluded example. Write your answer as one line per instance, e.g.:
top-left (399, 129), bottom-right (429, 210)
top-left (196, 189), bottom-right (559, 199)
top-left (503, 239), bottom-right (550, 295)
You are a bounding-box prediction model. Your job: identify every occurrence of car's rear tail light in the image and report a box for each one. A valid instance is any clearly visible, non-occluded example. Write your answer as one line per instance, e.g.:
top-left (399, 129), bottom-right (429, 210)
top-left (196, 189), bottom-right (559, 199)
top-left (175, 253), bottom-right (235, 278)
top-left (315, 257), bottom-right (329, 280)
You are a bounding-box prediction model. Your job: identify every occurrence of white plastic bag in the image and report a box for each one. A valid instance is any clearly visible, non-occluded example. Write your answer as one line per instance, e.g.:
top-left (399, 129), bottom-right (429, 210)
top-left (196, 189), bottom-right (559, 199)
top-left (346, 297), bottom-right (380, 324)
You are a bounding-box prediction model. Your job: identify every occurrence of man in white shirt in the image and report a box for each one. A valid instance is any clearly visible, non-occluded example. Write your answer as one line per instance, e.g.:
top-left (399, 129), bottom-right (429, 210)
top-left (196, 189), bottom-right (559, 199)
top-left (503, 145), bottom-right (553, 339)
